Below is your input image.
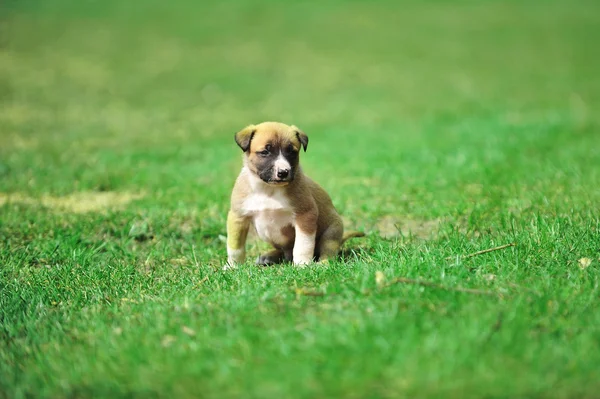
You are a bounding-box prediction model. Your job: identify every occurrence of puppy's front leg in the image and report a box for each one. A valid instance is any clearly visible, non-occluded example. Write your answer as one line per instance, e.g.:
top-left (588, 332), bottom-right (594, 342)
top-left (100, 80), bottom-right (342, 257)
top-left (293, 211), bottom-right (317, 266)
top-left (226, 210), bottom-right (250, 268)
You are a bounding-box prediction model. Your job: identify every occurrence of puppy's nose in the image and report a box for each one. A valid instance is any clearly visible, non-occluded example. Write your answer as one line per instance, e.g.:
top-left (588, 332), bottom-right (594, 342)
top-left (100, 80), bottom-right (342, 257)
top-left (277, 169), bottom-right (289, 179)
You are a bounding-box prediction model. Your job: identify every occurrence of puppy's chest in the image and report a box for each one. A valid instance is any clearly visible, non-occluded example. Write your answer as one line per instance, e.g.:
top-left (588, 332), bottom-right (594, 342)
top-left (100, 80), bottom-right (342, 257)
top-left (242, 191), bottom-right (295, 245)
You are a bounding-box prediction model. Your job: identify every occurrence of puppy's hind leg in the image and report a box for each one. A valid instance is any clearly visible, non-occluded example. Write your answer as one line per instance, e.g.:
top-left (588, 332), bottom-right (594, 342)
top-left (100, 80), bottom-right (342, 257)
top-left (256, 248), bottom-right (285, 266)
top-left (315, 220), bottom-right (343, 264)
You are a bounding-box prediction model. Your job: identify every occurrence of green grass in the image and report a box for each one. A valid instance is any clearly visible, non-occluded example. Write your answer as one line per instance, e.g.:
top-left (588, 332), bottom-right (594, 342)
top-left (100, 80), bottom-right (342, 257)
top-left (1, 0), bottom-right (600, 397)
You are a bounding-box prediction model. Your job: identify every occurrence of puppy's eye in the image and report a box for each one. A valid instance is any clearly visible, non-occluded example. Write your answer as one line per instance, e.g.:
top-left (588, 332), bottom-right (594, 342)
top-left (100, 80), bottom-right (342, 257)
top-left (257, 150), bottom-right (269, 157)
top-left (286, 145), bottom-right (296, 154)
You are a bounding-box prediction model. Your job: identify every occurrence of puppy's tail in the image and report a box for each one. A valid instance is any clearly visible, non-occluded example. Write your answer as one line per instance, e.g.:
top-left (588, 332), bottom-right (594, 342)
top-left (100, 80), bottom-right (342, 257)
top-left (341, 230), bottom-right (366, 245)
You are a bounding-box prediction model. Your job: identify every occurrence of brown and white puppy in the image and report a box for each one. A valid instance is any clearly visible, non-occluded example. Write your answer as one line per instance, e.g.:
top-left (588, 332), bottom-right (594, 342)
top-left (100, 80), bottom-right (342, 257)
top-left (225, 121), bottom-right (363, 268)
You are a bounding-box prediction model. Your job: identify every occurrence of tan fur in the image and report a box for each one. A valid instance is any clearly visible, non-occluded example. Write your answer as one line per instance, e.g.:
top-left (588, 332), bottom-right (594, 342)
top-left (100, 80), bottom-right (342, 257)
top-left (225, 122), bottom-right (364, 268)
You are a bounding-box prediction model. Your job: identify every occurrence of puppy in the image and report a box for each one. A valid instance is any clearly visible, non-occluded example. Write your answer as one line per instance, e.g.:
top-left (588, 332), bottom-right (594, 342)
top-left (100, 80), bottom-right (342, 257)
top-left (225, 121), bottom-right (364, 268)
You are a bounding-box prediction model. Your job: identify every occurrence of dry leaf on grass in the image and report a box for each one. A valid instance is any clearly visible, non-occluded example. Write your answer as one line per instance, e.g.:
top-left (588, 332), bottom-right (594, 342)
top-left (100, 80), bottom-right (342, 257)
top-left (578, 257), bottom-right (593, 270)
top-left (161, 335), bottom-right (176, 347)
top-left (182, 326), bottom-right (196, 336)
top-left (375, 271), bottom-right (386, 287)
top-left (0, 191), bottom-right (143, 213)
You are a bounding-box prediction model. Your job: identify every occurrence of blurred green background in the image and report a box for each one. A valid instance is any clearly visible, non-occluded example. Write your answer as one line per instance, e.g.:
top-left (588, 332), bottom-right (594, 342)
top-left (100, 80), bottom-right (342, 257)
top-left (1, 1), bottom-right (600, 398)
top-left (2, 0), bottom-right (599, 213)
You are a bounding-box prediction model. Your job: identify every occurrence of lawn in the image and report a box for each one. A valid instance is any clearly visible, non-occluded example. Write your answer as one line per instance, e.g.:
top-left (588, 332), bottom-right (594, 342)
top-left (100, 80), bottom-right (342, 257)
top-left (1, 0), bottom-right (600, 397)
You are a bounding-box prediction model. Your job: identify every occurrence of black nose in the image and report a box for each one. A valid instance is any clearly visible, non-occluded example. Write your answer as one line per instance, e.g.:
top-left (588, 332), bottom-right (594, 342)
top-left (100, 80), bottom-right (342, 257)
top-left (277, 169), bottom-right (289, 179)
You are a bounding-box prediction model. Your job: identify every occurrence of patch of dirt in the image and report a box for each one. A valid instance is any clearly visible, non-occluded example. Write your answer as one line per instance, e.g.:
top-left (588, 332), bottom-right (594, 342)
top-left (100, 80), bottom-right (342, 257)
top-left (0, 191), bottom-right (143, 213)
top-left (374, 215), bottom-right (442, 239)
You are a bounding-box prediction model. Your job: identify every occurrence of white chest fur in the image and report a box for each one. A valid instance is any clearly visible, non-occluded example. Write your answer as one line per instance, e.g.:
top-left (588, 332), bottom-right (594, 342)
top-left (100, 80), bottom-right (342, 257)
top-left (242, 190), bottom-right (295, 247)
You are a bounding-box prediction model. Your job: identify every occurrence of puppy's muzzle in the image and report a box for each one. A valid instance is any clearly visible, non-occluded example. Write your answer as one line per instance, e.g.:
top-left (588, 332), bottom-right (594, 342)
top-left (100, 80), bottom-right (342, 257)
top-left (271, 167), bottom-right (293, 184)
top-left (269, 155), bottom-right (293, 184)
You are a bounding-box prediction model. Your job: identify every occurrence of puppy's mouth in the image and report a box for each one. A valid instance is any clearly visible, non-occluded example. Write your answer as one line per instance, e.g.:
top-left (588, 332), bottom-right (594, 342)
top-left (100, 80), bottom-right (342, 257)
top-left (264, 178), bottom-right (291, 186)
top-left (256, 166), bottom-right (294, 186)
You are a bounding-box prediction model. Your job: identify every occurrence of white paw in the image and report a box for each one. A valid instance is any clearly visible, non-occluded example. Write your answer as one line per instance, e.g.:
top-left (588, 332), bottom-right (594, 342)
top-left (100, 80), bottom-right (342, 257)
top-left (222, 262), bottom-right (238, 271)
top-left (293, 259), bottom-right (312, 268)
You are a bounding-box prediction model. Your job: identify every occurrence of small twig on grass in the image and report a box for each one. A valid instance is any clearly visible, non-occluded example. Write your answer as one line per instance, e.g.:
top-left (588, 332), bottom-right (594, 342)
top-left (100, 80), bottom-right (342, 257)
top-left (191, 245), bottom-right (199, 267)
top-left (506, 282), bottom-right (540, 295)
top-left (197, 276), bottom-right (209, 285)
top-left (385, 277), bottom-right (499, 296)
top-left (483, 312), bottom-right (504, 344)
top-left (301, 291), bottom-right (325, 297)
top-left (294, 288), bottom-right (328, 297)
top-left (445, 243), bottom-right (516, 260)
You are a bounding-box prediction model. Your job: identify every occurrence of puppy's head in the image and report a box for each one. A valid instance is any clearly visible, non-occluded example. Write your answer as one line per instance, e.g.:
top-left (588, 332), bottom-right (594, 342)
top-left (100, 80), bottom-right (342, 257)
top-left (235, 122), bottom-right (308, 186)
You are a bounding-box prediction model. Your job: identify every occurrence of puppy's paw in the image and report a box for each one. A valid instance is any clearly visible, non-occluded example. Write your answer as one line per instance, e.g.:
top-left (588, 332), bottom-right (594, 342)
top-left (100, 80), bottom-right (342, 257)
top-left (222, 262), bottom-right (238, 271)
top-left (256, 249), bottom-right (285, 266)
top-left (256, 257), bottom-right (275, 266)
top-left (293, 259), bottom-right (313, 268)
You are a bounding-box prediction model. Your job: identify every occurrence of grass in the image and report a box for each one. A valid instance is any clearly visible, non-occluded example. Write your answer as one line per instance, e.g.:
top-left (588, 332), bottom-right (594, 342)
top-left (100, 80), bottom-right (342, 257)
top-left (1, 0), bottom-right (600, 397)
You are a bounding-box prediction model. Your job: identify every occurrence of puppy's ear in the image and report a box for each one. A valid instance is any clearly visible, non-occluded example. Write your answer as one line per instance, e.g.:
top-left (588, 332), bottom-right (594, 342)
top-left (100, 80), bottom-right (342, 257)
top-left (234, 125), bottom-right (256, 152)
top-left (292, 126), bottom-right (308, 152)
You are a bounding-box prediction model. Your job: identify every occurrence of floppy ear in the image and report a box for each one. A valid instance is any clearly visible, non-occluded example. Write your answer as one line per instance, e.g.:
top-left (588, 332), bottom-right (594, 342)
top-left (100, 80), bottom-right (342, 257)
top-left (234, 125), bottom-right (256, 152)
top-left (292, 125), bottom-right (308, 152)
